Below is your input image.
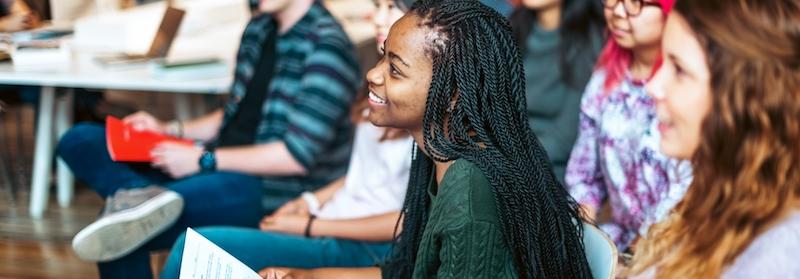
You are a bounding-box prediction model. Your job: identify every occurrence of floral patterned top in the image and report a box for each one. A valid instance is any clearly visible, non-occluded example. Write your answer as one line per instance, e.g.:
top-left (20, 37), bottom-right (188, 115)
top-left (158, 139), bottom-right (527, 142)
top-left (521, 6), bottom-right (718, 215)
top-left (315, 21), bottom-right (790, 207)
top-left (565, 70), bottom-right (693, 251)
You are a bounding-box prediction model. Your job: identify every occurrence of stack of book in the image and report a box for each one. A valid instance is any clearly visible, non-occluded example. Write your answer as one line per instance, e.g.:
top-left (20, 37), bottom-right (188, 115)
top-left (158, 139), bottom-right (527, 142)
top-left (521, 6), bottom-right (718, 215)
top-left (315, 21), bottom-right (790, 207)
top-left (10, 28), bottom-right (73, 69)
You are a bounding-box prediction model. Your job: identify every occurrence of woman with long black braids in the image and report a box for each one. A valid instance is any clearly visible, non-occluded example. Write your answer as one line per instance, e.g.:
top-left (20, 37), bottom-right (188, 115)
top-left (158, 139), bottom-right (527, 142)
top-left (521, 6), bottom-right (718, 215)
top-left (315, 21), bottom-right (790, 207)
top-left (261, 0), bottom-right (591, 278)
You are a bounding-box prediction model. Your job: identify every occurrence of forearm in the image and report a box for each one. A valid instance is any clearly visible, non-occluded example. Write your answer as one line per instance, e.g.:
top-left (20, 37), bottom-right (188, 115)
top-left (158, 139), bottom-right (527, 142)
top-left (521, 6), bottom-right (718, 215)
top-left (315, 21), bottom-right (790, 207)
top-left (314, 177), bottom-right (346, 204)
top-left (215, 141), bottom-right (307, 176)
top-left (309, 267), bottom-right (381, 279)
top-left (181, 109), bottom-right (224, 142)
top-left (311, 212), bottom-right (400, 242)
top-left (11, 0), bottom-right (30, 14)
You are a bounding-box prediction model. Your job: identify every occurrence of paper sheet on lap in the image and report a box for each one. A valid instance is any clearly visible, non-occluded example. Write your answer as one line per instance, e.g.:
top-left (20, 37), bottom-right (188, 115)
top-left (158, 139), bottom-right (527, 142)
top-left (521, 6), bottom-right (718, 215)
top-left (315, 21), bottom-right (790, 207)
top-left (179, 228), bottom-right (261, 279)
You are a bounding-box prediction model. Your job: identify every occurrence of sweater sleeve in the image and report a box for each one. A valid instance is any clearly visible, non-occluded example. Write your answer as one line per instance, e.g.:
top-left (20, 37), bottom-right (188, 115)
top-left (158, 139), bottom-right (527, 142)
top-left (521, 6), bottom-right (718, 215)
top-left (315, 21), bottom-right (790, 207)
top-left (565, 71), bottom-right (608, 210)
top-left (436, 221), bottom-right (517, 279)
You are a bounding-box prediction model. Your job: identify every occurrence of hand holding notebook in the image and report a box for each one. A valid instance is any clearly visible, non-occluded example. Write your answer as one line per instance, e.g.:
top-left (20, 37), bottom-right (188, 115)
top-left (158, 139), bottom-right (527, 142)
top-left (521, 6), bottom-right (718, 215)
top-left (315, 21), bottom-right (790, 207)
top-left (106, 116), bottom-right (193, 162)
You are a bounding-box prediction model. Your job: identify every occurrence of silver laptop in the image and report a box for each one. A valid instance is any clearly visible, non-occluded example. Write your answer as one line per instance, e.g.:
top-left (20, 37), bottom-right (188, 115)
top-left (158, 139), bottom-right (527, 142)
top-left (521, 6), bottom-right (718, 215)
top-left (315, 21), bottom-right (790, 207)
top-left (95, 6), bottom-right (186, 66)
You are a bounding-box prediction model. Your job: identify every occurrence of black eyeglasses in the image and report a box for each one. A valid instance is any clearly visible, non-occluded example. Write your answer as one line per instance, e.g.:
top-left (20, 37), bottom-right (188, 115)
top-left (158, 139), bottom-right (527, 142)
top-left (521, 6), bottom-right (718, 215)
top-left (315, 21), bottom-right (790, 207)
top-left (601, 0), bottom-right (662, 16)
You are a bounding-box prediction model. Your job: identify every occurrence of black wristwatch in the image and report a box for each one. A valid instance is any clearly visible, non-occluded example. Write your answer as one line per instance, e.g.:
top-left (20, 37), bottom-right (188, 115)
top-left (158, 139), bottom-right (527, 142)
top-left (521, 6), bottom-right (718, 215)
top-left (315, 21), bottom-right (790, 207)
top-left (198, 146), bottom-right (217, 173)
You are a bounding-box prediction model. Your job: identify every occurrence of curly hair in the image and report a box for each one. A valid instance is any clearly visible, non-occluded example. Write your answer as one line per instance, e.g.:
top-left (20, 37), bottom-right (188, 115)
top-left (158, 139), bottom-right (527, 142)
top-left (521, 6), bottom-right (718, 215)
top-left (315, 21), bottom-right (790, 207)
top-left (630, 0), bottom-right (800, 277)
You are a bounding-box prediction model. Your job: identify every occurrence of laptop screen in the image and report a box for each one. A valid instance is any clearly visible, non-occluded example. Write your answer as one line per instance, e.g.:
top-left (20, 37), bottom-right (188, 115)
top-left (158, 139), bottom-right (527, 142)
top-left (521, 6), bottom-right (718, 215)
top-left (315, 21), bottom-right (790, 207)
top-left (146, 6), bottom-right (185, 58)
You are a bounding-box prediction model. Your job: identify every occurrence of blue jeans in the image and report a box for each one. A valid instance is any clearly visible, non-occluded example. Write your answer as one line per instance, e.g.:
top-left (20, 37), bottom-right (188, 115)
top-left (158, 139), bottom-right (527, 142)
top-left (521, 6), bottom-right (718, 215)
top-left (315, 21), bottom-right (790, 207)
top-left (160, 227), bottom-right (393, 279)
top-left (57, 123), bottom-right (295, 279)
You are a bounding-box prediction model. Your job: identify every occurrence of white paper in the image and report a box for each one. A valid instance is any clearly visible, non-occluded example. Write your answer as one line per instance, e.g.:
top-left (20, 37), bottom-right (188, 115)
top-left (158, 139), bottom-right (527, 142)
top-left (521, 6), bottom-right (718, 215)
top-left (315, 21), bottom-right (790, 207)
top-left (179, 228), bottom-right (262, 279)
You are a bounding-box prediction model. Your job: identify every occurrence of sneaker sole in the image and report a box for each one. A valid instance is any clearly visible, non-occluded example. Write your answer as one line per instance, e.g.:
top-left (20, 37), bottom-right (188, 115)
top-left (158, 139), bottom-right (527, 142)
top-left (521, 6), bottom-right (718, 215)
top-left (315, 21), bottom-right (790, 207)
top-left (72, 191), bottom-right (184, 262)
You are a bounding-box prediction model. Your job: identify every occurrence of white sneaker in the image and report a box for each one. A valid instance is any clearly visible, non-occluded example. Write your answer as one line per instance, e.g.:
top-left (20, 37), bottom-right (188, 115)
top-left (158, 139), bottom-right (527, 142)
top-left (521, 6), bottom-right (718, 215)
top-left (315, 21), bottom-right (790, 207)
top-left (72, 186), bottom-right (184, 262)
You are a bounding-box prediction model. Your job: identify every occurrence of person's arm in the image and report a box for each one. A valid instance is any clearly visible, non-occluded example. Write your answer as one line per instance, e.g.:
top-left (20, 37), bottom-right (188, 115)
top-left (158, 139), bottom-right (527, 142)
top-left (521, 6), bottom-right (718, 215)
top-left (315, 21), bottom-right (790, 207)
top-left (311, 211), bottom-right (400, 242)
top-left (314, 177), bottom-right (346, 205)
top-left (269, 177), bottom-right (346, 217)
top-left (180, 109), bottom-right (224, 142)
top-left (564, 76), bottom-right (608, 222)
top-left (215, 142), bottom-right (306, 176)
top-left (259, 267), bottom-right (381, 279)
top-left (150, 134), bottom-right (306, 178)
top-left (0, 0), bottom-right (34, 32)
top-left (260, 211), bottom-right (401, 242)
top-left (124, 109), bottom-right (224, 143)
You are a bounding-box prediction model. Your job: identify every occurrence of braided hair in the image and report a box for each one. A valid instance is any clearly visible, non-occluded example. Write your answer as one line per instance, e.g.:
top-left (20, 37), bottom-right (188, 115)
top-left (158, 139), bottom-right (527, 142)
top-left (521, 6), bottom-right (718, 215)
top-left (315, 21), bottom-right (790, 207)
top-left (383, 0), bottom-right (591, 278)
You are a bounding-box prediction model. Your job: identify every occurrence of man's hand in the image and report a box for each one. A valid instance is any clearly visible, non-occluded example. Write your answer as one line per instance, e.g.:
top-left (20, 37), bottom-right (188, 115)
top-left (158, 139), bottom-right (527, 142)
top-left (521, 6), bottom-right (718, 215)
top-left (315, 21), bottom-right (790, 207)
top-left (151, 142), bottom-right (202, 178)
top-left (123, 111), bottom-right (168, 133)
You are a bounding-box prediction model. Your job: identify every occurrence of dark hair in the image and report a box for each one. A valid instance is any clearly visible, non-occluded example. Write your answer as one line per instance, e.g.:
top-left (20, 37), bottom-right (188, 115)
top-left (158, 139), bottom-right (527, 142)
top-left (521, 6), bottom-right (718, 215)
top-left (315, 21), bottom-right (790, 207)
top-left (395, 0), bottom-right (416, 11)
top-left (509, 0), bottom-right (605, 91)
top-left (383, 0), bottom-right (591, 278)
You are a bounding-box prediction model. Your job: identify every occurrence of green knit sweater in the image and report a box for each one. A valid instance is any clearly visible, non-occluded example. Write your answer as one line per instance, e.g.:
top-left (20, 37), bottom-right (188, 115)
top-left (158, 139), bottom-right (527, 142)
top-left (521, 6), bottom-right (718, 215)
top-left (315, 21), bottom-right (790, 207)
top-left (411, 159), bottom-right (517, 278)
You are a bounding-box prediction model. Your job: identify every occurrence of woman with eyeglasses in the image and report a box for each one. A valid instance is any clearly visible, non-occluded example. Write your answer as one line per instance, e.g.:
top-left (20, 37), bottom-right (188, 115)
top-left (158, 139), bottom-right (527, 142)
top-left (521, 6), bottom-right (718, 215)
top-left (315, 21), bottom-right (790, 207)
top-left (565, 0), bottom-right (691, 256)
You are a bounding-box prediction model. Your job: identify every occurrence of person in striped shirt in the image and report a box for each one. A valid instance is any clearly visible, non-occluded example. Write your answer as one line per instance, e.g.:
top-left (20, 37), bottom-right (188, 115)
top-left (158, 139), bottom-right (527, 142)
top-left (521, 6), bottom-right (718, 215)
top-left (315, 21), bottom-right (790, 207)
top-left (55, 1), bottom-right (360, 278)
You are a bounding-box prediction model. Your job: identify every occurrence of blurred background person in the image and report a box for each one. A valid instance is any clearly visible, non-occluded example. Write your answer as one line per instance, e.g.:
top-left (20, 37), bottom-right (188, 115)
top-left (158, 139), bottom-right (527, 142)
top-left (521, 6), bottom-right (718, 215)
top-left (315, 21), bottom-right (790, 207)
top-left (509, 0), bottom-right (605, 183)
top-left (565, 0), bottom-right (692, 255)
top-left (0, 0), bottom-right (39, 32)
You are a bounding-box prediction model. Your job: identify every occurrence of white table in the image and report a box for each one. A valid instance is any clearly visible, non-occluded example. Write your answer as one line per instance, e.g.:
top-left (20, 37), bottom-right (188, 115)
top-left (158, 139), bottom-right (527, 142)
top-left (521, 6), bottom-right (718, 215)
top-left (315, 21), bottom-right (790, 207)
top-left (0, 53), bottom-right (231, 218)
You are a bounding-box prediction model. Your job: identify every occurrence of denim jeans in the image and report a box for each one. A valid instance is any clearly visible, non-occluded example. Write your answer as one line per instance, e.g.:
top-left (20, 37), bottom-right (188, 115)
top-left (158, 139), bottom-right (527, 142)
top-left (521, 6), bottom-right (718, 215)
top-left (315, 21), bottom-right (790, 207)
top-left (57, 123), bottom-right (295, 279)
top-left (160, 227), bottom-right (393, 279)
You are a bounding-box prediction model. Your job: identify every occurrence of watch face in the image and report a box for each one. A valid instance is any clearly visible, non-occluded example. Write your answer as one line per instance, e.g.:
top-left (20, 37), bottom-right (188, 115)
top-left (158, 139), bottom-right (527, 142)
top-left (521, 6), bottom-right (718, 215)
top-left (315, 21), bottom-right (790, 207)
top-left (200, 151), bottom-right (216, 171)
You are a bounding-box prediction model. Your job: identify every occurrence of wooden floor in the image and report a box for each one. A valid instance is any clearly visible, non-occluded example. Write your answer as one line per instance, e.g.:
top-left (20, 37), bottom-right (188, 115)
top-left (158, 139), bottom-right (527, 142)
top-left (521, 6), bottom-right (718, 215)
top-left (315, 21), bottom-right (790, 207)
top-left (0, 90), bottom-right (197, 279)
top-left (0, 189), bottom-right (104, 279)
top-left (0, 103), bottom-right (103, 279)
top-left (0, 106), bottom-right (103, 279)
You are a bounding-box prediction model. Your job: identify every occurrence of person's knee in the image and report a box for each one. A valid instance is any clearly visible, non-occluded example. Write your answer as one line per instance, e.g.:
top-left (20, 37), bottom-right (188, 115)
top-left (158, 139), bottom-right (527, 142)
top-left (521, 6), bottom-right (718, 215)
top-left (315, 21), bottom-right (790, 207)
top-left (171, 231), bottom-right (188, 253)
top-left (194, 227), bottom-right (235, 243)
top-left (56, 123), bottom-right (105, 161)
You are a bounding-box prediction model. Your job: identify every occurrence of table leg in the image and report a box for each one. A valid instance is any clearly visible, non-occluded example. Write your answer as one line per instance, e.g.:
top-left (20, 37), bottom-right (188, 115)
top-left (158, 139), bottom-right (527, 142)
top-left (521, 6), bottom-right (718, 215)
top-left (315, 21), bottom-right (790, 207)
top-left (174, 94), bottom-right (190, 120)
top-left (29, 86), bottom-right (56, 219)
top-left (56, 89), bottom-right (74, 208)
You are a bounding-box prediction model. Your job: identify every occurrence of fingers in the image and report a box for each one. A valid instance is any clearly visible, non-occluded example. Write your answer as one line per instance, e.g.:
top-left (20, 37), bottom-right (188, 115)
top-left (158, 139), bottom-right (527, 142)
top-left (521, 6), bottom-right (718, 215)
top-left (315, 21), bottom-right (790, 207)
top-left (259, 215), bottom-right (272, 230)
top-left (122, 111), bottom-right (149, 123)
top-left (258, 268), bottom-right (272, 279)
top-left (259, 268), bottom-right (278, 279)
top-left (150, 149), bottom-right (164, 167)
top-left (259, 216), bottom-right (276, 231)
top-left (259, 268), bottom-right (289, 279)
top-left (273, 201), bottom-right (298, 216)
top-left (123, 111), bottom-right (162, 132)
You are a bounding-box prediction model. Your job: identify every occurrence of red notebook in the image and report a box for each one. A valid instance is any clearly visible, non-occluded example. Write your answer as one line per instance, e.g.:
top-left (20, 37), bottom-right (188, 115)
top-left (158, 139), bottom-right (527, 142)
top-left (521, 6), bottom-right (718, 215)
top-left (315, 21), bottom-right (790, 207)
top-left (106, 116), bottom-right (193, 162)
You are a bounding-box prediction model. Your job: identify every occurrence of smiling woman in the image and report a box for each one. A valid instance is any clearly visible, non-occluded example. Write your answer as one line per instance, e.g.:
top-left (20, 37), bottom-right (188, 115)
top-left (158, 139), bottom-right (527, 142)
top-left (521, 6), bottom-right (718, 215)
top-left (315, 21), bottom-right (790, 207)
top-left (631, 0), bottom-right (800, 277)
top-left (262, 1), bottom-right (592, 278)
top-left (365, 15), bottom-right (431, 132)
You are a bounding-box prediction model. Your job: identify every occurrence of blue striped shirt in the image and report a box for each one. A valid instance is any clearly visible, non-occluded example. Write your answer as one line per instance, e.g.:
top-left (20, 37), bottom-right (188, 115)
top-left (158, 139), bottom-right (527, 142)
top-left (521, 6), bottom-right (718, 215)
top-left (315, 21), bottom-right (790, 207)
top-left (221, 2), bottom-right (360, 207)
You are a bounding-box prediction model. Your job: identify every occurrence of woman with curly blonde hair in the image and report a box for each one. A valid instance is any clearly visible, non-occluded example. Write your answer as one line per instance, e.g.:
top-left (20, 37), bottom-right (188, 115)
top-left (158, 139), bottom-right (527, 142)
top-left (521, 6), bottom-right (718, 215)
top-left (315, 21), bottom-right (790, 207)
top-left (631, 0), bottom-right (800, 277)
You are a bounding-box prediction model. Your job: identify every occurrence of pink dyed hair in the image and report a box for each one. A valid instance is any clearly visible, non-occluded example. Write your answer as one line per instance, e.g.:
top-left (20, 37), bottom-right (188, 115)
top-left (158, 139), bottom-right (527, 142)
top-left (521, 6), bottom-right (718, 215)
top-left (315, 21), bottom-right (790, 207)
top-left (595, 0), bottom-right (675, 91)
